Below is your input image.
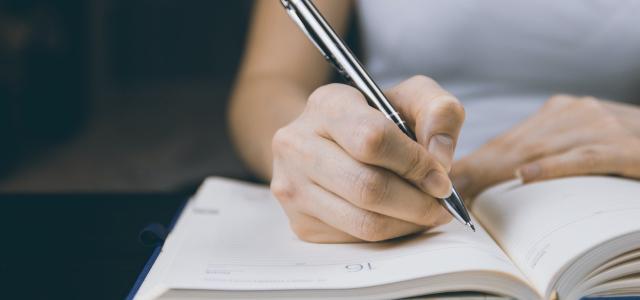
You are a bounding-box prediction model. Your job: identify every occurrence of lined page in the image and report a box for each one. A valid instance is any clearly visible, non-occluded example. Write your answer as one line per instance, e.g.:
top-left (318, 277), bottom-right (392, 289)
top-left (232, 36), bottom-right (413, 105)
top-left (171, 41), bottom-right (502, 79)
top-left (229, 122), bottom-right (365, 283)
top-left (149, 178), bottom-right (527, 292)
top-left (473, 176), bottom-right (640, 295)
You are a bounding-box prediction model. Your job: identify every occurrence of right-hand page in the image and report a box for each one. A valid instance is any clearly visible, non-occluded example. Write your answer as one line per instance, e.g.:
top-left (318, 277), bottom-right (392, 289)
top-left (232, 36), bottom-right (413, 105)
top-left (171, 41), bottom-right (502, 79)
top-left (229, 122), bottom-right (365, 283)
top-left (472, 176), bottom-right (640, 298)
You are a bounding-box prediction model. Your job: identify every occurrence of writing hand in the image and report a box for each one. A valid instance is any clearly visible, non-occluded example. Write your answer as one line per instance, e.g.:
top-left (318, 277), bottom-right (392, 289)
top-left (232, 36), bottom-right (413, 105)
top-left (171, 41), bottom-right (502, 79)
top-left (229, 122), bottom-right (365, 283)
top-left (271, 76), bottom-right (465, 242)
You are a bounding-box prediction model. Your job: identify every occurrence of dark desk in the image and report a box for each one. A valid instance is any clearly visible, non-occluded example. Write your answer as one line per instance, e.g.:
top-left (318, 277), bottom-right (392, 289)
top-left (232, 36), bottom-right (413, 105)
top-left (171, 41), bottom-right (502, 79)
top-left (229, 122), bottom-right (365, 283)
top-left (1, 192), bottom-right (193, 300)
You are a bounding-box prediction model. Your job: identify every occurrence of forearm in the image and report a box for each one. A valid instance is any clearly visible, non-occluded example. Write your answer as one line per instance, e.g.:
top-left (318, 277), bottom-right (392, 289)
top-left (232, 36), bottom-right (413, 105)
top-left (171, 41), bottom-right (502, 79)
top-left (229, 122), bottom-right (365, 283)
top-left (228, 74), bottom-right (309, 180)
top-left (604, 100), bottom-right (640, 137)
top-left (227, 0), bottom-right (350, 180)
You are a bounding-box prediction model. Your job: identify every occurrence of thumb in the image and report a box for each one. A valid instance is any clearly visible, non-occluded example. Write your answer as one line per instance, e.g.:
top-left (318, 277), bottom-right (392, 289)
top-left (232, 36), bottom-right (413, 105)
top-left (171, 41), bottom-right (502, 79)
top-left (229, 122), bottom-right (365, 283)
top-left (385, 75), bottom-right (465, 172)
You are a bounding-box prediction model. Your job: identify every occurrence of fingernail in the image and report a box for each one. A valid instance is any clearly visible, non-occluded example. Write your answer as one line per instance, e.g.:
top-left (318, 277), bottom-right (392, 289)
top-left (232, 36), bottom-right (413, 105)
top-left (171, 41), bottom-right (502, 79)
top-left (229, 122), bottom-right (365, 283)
top-left (428, 134), bottom-right (454, 171)
top-left (423, 170), bottom-right (453, 198)
top-left (519, 164), bottom-right (541, 181)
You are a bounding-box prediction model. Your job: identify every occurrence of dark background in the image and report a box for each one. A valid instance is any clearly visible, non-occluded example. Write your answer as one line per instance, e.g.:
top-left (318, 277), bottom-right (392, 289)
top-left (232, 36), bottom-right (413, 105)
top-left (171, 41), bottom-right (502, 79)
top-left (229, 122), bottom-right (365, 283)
top-left (0, 0), bottom-right (254, 299)
top-left (0, 1), bottom-right (359, 299)
top-left (0, 0), bottom-right (253, 193)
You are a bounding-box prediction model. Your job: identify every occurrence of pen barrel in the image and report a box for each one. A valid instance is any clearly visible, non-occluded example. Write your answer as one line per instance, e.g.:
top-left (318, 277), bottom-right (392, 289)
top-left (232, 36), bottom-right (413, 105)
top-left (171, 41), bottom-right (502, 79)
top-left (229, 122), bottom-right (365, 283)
top-left (389, 114), bottom-right (417, 141)
top-left (283, 0), bottom-right (475, 230)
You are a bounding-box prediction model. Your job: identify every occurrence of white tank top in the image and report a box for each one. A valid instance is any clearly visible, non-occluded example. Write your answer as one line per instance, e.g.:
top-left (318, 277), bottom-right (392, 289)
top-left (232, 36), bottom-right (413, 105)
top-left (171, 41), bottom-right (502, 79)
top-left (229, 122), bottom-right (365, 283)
top-left (356, 0), bottom-right (640, 156)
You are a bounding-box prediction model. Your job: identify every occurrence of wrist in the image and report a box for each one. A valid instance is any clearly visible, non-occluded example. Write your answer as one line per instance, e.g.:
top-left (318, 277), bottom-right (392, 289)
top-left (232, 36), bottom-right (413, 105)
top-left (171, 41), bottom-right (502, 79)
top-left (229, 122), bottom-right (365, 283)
top-left (228, 76), bottom-right (310, 181)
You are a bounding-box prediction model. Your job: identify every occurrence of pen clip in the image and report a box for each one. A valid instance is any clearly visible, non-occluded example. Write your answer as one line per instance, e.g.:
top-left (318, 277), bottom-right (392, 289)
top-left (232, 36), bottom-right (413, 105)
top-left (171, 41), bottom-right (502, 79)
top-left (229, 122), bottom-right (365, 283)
top-left (280, 0), bottom-right (329, 59)
top-left (280, 0), bottom-right (350, 80)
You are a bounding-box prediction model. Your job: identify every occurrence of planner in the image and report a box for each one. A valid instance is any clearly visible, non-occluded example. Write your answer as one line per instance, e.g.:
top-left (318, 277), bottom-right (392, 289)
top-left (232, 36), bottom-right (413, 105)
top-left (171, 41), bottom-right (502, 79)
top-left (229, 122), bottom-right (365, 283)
top-left (131, 176), bottom-right (640, 300)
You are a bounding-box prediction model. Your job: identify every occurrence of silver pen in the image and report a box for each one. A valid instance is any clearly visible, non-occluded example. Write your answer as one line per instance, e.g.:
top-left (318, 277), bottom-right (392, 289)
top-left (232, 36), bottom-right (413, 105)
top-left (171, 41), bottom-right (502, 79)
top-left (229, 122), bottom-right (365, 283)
top-left (280, 0), bottom-right (475, 232)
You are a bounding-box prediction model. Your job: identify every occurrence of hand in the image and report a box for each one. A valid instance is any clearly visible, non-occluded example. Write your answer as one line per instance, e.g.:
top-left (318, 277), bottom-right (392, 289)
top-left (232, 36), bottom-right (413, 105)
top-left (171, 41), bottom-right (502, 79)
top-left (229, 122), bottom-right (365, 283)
top-left (271, 76), bottom-right (465, 243)
top-left (452, 95), bottom-right (640, 200)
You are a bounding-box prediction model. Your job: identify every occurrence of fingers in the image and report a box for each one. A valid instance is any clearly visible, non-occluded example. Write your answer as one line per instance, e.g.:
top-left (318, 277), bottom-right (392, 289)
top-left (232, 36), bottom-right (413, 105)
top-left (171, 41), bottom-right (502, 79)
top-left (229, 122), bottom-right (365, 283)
top-left (310, 84), bottom-right (452, 198)
top-left (386, 75), bottom-right (465, 170)
top-left (301, 183), bottom-right (427, 242)
top-left (272, 176), bottom-right (426, 242)
top-left (326, 112), bottom-right (453, 198)
top-left (287, 211), bottom-right (361, 243)
top-left (516, 145), bottom-right (640, 183)
top-left (302, 137), bottom-right (452, 227)
top-left (450, 95), bottom-right (634, 200)
top-left (271, 81), bottom-right (464, 243)
top-left (272, 178), bottom-right (361, 243)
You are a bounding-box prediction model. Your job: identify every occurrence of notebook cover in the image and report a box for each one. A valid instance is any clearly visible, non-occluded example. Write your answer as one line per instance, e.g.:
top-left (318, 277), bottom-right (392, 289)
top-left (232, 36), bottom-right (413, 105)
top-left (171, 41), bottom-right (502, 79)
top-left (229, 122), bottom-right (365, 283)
top-left (126, 198), bottom-right (189, 300)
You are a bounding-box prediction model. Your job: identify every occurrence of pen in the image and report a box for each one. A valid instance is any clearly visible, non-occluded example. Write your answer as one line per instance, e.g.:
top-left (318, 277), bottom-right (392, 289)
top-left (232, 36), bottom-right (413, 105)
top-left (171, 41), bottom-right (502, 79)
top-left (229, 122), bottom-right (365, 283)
top-left (281, 0), bottom-right (476, 232)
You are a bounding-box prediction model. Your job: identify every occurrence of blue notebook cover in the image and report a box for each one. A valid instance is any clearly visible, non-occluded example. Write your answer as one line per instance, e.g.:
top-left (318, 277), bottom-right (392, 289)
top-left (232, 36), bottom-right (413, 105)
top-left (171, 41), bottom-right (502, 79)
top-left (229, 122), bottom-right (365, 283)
top-left (126, 198), bottom-right (188, 300)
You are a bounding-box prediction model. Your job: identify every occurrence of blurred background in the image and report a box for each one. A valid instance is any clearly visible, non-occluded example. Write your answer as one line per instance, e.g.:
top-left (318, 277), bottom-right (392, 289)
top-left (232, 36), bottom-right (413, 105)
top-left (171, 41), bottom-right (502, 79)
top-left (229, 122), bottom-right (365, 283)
top-left (0, 0), bottom-right (254, 192)
top-left (1, 2), bottom-right (360, 299)
top-left (0, 0), bottom-right (357, 299)
top-left (1, 1), bottom-right (258, 299)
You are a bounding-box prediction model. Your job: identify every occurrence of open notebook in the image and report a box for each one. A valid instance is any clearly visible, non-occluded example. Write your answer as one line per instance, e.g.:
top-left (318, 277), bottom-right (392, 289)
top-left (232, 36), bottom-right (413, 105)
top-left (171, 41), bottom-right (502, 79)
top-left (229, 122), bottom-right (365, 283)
top-left (132, 176), bottom-right (640, 300)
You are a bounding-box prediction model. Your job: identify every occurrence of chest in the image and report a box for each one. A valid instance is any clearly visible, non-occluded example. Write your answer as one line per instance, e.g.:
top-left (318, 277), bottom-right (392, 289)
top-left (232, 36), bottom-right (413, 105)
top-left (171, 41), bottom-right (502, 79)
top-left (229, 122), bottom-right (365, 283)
top-left (356, 0), bottom-right (640, 98)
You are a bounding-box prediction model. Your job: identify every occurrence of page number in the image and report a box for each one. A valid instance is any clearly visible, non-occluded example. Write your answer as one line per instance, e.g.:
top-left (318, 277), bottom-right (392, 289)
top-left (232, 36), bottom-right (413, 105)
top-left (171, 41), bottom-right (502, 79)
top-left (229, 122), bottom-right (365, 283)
top-left (345, 263), bottom-right (374, 272)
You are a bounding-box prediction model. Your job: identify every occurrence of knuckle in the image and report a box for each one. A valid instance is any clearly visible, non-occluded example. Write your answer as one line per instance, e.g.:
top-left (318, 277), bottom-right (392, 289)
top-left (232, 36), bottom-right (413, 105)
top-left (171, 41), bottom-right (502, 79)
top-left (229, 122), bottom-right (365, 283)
top-left (407, 74), bottom-right (438, 88)
top-left (308, 84), bottom-right (363, 111)
top-left (308, 84), bottom-right (337, 106)
top-left (289, 221), bottom-right (315, 242)
top-left (354, 213), bottom-right (388, 242)
top-left (572, 97), bottom-right (622, 128)
top-left (272, 126), bottom-right (312, 161)
top-left (579, 96), bottom-right (601, 108)
top-left (354, 170), bottom-right (389, 208)
top-left (546, 94), bottom-right (576, 108)
top-left (308, 85), bottom-right (338, 112)
top-left (272, 127), bottom-right (296, 153)
top-left (354, 118), bottom-right (389, 161)
top-left (270, 177), bottom-right (296, 204)
top-left (578, 147), bottom-right (603, 169)
top-left (575, 96), bottom-right (605, 113)
top-left (522, 140), bottom-right (550, 158)
top-left (402, 148), bottom-right (432, 181)
top-left (430, 95), bottom-right (465, 121)
top-left (599, 114), bottom-right (622, 131)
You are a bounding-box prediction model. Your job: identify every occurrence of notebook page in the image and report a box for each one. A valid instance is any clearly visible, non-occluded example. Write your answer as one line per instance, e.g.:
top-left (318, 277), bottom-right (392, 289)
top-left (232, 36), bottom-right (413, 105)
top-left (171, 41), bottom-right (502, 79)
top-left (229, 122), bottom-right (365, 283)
top-left (473, 176), bottom-right (640, 295)
top-left (154, 178), bottom-right (527, 292)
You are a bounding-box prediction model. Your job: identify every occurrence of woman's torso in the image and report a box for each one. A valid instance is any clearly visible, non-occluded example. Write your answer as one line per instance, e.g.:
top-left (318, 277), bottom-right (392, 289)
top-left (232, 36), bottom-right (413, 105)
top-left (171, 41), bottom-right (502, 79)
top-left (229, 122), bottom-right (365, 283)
top-left (356, 0), bottom-right (640, 155)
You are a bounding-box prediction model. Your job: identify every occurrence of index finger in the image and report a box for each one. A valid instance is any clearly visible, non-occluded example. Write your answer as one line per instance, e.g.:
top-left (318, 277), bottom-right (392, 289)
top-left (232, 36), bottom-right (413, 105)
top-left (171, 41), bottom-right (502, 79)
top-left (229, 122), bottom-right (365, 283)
top-left (310, 84), bottom-right (453, 198)
top-left (386, 75), bottom-right (465, 171)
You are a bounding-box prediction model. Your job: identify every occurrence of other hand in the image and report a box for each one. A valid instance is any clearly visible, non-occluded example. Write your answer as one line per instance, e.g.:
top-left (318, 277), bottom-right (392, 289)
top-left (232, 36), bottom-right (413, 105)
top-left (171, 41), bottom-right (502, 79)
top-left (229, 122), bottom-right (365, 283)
top-left (452, 95), bottom-right (640, 200)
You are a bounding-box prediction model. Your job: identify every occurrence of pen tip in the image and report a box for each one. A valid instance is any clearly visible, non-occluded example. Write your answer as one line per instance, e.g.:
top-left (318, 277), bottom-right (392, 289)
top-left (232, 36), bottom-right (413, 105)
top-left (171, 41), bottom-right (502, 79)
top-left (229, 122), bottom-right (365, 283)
top-left (470, 224), bottom-right (476, 232)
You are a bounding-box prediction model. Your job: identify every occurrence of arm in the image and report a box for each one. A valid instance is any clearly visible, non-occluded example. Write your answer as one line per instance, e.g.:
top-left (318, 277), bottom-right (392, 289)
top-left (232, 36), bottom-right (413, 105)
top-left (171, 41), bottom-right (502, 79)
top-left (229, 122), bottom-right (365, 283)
top-left (228, 1), bottom-right (466, 243)
top-left (227, 0), bottom-right (352, 180)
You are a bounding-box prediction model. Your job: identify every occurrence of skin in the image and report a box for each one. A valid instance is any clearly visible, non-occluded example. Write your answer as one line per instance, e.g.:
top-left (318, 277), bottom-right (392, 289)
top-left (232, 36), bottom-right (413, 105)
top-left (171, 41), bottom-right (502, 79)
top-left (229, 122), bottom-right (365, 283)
top-left (228, 0), bottom-right (351, 179)
top-left (271, 78), bottom-right (464, 242)
top-left (452, 96), bottom-right (640, 202)
top-left (228, 1), bottom-right (640, 242)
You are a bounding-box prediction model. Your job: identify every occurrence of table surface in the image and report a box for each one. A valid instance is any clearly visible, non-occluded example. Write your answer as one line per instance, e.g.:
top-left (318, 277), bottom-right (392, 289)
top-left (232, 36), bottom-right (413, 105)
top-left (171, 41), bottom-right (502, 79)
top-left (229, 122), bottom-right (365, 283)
top-left (1, 191), bottom-right (193, 300)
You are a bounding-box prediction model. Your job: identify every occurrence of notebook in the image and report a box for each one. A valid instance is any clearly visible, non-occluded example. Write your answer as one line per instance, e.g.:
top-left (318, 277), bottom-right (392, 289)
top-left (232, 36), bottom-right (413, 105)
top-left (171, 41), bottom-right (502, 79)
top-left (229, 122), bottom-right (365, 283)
top-left (131, 176), bottom-right (640, 300)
